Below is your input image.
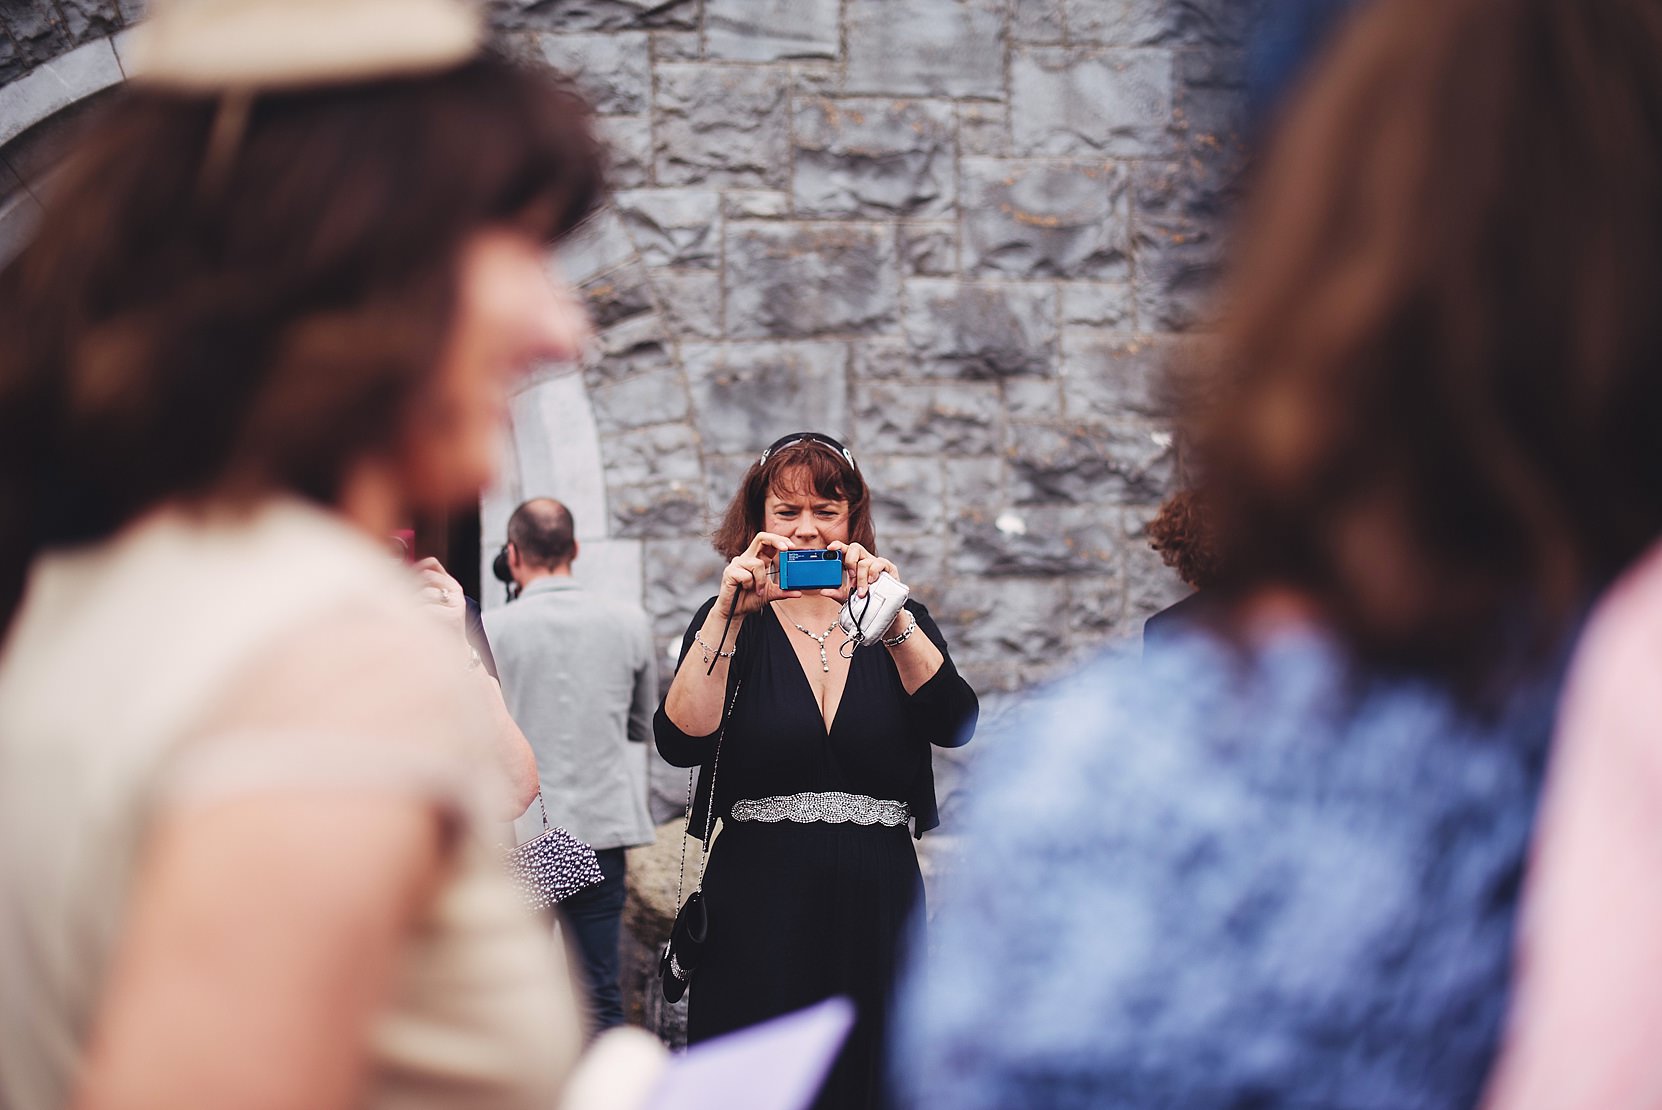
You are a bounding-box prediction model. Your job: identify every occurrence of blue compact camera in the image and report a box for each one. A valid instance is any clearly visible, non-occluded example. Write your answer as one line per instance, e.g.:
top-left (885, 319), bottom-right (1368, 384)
top-left (776, 549), bottom-right (846, 591)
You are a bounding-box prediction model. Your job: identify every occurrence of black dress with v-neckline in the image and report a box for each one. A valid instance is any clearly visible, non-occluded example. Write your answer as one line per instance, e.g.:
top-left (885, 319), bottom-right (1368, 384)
top-left (655, 596), bottom-right (978, 1109)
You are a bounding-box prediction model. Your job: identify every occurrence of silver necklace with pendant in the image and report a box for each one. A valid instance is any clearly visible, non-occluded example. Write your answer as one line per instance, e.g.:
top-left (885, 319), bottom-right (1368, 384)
top-left (786, 614), bottom-right (842, 673)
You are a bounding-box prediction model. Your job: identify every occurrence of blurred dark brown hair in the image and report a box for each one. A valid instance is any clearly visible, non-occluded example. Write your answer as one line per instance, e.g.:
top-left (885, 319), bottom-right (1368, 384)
top-left (1148, 489), bottom-right (1222, 591)
top-left (1187, 0), bottom-right (1662, 690)
top-left (713, 441), bottom-right (877, 560)
top-left (0, 54), bottom-right (603, 634)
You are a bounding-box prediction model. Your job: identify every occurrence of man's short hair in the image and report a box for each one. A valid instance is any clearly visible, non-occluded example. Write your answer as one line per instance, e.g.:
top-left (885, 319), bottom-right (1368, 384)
top-left (507, 499), bottom-right (575, 569)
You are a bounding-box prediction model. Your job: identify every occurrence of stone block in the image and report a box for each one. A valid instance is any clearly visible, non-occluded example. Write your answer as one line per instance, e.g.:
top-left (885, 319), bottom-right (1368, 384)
top-left (1061, 283), bottom-right (1134, 329)
top-left (580, 263), bottom-right (656, 331)
top-left (488, 0), bottom-right (699, 33)
top-left (643, 538), bottom-right (729, 639)
top-left (949, 503), bottom-right (1120, 576)
top-left (724, 223), bottom-right (898, 339)
top-left (1065, 0), bottom-right (1256, 47)
top-left (876, 534), bottom-right (952, 596)
top-left (958, 101), bottom-right (1011, 157)
top-left (598, 115), bottom-right (652, 189)
top-left (1007, 421), bottom-right (1173, 505)
top-left (0, 3), bottom-right (69, 74)
top-left (589, 366), bottom-right (692, 433)
top-left (0, 26), bottom-right (19, 87)
top-left (0, 37), bottom-right (123, 147)
top-left (793, 98), bottom-right (957, 219)
top-left (850, 381), bottom-right (1001, 455)
top-left (1005, 377), bottom-right (1063, 419)
top-left (653, 268), bottom-right (723, 340)
top-left (862, 455), bottom-right (947, 534)
top-left (533, 32), bottom-right (650, 114)
top-left (555, 209), bottom-right (635, 286)
top-left (116, 0), bottom-right (145, 21)
top-left (707, 0), bottom-right (839, 61)
top-left (944, 454), bottom-right (1005, 506)
top-left (901, 279), bottom-right (1058, 379)
top-left (652, 30), bottom-right (702, 62)
top-left (494, 30), bottom-right (546, 68)
top-left (844, 0), bottom-right (1005, 99)
top-left (1011, 45), bottom-right (1173, 157)
top-left (704, 454), bottom-right (758, 514)
top-left (601, 423), bottom-right (705, 487)
top-left (938, 576), bottom-right (1076, 670)
top-left (851, 337), bottom-right (913, 381)
top-left (1065, 571), bottom-right (1128, 647)
top-left (955, 661), bottom-right (1021, 701)
top-left (791, 61), bottom-right (842, 97)
top-left (724, 190), bottom-right (792, 219)
top-left (683, 340), bottom-right (850, 453)
top-left (616, 188), bottom-right (720, 269)
top-left (1061, 332), bottom-right (1169, 419)
top-left (962, 158), bottom-right (1131, 280)
top-left (1132, 150), bottom-right (1240, 332)
top-left (1174, 45), bottom-right (1250, 144)
top-left (1012, 0), bottom-right (1065, 43)
top-left (588, 312), bottom-right (678, 385)
top-left (48, 0), bottom-right (122, 43)
top-left (610, 480), bottom-right (710, 538)
top-left (901, 223), bottom-right (957, 276)
top-left (655, 64), bottom-right (790, 188)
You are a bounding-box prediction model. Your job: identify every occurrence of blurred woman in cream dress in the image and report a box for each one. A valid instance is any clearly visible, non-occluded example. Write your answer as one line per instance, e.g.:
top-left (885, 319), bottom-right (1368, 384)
top-left (0, 2), bottom-right (665, 1106)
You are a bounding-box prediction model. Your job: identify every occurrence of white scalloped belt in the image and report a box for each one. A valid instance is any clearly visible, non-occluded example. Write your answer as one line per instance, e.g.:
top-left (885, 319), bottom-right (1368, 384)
top-left (729, 791), bottom-right (910, 827)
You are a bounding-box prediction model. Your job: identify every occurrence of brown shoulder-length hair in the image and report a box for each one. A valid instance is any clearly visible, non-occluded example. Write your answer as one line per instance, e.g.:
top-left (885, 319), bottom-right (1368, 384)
top-left (1148, 489), bottom-right (1222, 592)
top-left (1186, 0), bottom-right (1662, 691)
top-left (0, 53), bottom-right (603, 634)
top-left (712, 440), bottom-right (877, 559)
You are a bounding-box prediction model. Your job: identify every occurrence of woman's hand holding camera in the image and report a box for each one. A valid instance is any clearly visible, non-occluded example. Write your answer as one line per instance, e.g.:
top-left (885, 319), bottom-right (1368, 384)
top-left (825, 541), bottom-right (900, 606)
top-left (714, 532), bottom-right (803, 621)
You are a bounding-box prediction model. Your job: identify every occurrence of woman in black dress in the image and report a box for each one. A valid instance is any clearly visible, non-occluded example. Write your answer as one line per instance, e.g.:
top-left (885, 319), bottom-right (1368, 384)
top-left (656, 432), bottom-right (978, 1108)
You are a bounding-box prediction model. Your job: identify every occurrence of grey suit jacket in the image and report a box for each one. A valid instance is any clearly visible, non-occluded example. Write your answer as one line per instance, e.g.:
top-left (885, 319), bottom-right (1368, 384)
top-left (484, 577), bottom-right (656, 850)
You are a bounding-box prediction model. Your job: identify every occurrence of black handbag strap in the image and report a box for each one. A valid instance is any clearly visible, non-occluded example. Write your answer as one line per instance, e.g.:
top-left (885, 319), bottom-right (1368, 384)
top-left (674, 678), bottom-right (741, 910)
top-left (536, 792), bottom-right (550, 832)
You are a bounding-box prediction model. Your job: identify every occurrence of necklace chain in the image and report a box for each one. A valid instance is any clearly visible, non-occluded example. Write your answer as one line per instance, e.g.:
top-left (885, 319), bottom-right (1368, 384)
top-left (785, 613), bottom-right (841, 673)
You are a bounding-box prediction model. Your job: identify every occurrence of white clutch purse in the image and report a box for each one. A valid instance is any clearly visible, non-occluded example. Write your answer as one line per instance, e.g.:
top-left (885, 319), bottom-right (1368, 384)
top-left (838, 571), bottom-right (910, 647)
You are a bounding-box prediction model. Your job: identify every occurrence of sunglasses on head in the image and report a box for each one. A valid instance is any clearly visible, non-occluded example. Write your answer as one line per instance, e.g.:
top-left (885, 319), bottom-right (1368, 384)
top-left (758, 432), bottom-right (858, 471)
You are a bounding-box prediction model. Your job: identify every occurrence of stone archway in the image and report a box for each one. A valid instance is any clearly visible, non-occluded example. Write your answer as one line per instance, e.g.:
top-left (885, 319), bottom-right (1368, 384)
top-left (0, 30), bottom-right (632, 615)
top-left (0, 35), bottom-right (127, 262)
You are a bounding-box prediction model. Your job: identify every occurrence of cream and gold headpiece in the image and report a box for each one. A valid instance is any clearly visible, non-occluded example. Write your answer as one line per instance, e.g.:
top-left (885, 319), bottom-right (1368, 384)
top-left (127, 0), bottom-right (484, 90)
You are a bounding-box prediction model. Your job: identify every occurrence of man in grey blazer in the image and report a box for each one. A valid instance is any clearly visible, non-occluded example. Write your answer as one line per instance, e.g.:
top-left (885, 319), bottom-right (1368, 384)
top-left (485, 498), bottom-right (656, 1032)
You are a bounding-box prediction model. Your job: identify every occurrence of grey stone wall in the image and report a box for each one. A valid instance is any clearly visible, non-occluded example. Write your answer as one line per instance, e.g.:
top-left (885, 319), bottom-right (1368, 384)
top-left (0, 0), bottom-right (1253, 808)
top-left (0, 2), bottom-right (132, 87)
top-left (0, 0), bottom-right (1254, 1046)
top-left (486, 0), bottom-right (1250, 761)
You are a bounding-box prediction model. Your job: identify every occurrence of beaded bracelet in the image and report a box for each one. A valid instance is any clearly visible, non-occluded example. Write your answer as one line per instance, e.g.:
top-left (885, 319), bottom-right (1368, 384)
top-left (881, 612), bottom-right (918, 648)
top-left (695, 628), bottom-right (737, 669)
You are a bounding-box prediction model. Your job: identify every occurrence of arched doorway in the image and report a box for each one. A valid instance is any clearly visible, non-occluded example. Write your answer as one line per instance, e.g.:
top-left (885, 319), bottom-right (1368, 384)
top-left (0, 34), bottom-right (625, 615)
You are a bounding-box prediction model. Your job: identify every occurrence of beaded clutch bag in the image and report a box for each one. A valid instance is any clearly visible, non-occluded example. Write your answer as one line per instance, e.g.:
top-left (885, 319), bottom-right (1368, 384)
top-left (505, 794), bottom-right (605, 910)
